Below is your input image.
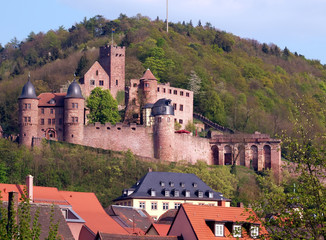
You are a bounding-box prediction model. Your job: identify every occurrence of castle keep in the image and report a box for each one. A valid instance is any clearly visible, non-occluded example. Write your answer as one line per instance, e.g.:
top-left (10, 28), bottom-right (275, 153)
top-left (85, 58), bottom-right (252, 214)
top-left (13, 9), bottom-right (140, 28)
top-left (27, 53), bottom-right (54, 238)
top-left (18, 45), bottom-right (281, 178)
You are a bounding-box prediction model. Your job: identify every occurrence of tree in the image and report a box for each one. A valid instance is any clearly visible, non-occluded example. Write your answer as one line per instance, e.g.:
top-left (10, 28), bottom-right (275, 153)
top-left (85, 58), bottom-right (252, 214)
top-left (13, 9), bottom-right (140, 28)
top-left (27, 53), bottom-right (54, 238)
top-left (251, 121), bottom-right (326, 239)
top-left (86, 87), bottom-right (121, 124)
top-left (75, 54), bottom-right (89, 77)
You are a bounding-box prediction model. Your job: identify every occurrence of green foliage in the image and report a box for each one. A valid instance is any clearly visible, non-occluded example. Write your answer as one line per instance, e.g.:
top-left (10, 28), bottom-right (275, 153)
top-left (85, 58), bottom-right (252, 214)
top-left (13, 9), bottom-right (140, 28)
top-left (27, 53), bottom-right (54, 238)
top-left (116, 90), bottom-right (125, 106)
top-left (86, 87), bottom-right (121, 124)
top-left (174, 121), bottom-right (182, 131)
top-left (75, 54), bottom-right (89, 77)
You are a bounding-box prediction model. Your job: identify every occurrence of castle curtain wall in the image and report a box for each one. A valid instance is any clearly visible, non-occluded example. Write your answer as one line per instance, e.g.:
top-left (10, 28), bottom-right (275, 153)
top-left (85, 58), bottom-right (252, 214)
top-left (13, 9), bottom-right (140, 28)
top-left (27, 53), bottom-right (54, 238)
top-left (83, 123), bottom-right (154, 158)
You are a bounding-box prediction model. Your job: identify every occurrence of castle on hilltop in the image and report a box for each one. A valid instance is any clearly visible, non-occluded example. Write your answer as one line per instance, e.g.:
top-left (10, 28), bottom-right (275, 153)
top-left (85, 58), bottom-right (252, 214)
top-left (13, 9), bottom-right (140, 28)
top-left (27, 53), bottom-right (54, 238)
top-left (18, 45), bottom-right (281, 178)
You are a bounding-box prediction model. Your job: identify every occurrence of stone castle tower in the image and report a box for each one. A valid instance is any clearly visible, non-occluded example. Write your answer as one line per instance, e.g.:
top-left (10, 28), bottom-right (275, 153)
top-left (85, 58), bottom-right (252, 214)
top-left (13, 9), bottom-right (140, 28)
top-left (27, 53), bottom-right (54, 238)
top-left (152, 99), bottom-right (175, 161)
top-left (63, 80), bottom-right (85, 144)
top-left (18, 78), bottom-right (39, 147)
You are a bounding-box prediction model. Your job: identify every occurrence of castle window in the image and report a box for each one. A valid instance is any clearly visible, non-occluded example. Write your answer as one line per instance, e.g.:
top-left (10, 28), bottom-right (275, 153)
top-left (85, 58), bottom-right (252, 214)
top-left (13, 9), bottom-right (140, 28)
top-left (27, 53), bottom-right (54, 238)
top-left (28, 117), bottom-right (31, 122)
top-left (169, 89), bottom-right (172, 94)
top-left (145, 83), bottom-right (149, 88)
top-left (41, 119), bottom-right (44, 125)
top-left (163, 88), bottom-right (166, 93)
top-left (132, 127), bottom-right (136, 131)
top-left (157, 87), bottom-right (160, 92)
top-left (90, 80), bottom-right (95, 86)
top-left (72, 103), bottom-right (78, 109)
top-left (24, 103), bottom-right (31, 109)
top-left (163, 202), bottom-right (169, 210)
top-left (179, 104), bottom-right (183, 111)
top-left (179, 119), bottom-right (183, 124)
top-left (96, 127), bottom-right (100, 129)
top-left (24, 117), bottom-right (27, 122)
top-left (180, 91), bottom-right (184, 96)
top-left (151, 202), bottom-right (157, 210)
top-left (174, 90), bottom-right (177, 95)
top-left (173, 103), bottom-right (177, 110)
top-left (50, 109), bottom-right (54, 114)
top-left (96, 70), bottom-right (98, 76)
top-left (52, 119), bottom-right (55, 125)
top-left (107, 127), bottom-right (111, 130)
top-left (167, 117), bottom-right (170, 122)
top-left (139, 202), bottom-right (145, 209)
top-left (116, 80), bottom-right (118, 86)
top-left (41, 108), bottom-right (44, 114)
top-left (99, 80), bottom-right (104, 86)
top-left (133, 83), bottom-right (137, 87)
top-left (59, 119), bottom-right (63, 125)
top-left (48, 119), bottom-right (51, 124)
top-left (158, 117), bottom-right (162, 123)
top-left (186, 92), bottom-right (190, 97)
top-left (72, 117), bottom-right (78, 123)
top-left (117, 127), bottom-right (121, 130)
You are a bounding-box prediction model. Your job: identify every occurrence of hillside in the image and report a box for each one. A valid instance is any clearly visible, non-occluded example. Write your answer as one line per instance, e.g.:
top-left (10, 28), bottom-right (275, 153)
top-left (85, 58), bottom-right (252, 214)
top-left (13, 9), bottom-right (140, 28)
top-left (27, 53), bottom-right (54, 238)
top-left (1, 14), bottom-right (326, 138)
top-left (0, 138), bottom-right (259, 207)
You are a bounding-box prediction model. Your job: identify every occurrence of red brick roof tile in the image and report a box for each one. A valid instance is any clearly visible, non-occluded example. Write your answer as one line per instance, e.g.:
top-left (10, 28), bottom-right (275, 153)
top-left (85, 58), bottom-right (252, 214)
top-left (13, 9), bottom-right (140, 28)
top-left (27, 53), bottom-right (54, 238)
top-left (38, 93), bottom-right (66, 107)
top-left (152, 224), bottom-right (171, 236)
top-left (140, 69), bottom-right (157, 81)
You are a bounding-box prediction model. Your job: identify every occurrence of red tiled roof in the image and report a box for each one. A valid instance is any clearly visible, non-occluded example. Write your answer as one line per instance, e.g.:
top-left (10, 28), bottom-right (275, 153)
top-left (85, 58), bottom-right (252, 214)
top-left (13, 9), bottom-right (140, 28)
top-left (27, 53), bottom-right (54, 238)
top-left (38, 93), bottom-right (66, 107)
top-left (152, 224), bottom-right (171, 236)
top-left (0, 184), bottom-right (69, 205)
top-left (140, 69), bottom-right (157, 81)
top-left (179, 204), bottom-right (268, 240)
top-left (175, 130), bottom-right (191, 134)
top-left (60, 191), bottom-right (129, 235)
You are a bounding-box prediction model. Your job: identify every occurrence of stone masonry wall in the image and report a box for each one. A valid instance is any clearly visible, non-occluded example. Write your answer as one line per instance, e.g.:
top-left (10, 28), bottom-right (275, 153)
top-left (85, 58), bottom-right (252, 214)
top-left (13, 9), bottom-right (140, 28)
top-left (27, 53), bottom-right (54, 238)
top-left (83, 123), bottom-right (154, 158)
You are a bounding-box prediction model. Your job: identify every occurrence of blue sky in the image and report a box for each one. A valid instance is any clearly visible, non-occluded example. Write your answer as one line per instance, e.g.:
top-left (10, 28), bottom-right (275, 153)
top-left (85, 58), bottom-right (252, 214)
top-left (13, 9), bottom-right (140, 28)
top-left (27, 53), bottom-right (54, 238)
top-left (1, 0), bottom-right (326, 64)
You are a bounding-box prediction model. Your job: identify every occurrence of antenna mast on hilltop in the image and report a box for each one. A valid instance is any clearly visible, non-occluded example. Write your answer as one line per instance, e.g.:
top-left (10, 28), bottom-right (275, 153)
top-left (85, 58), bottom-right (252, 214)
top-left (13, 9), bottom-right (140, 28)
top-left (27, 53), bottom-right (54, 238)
top-left (166, 0), bottom-right (169, 33)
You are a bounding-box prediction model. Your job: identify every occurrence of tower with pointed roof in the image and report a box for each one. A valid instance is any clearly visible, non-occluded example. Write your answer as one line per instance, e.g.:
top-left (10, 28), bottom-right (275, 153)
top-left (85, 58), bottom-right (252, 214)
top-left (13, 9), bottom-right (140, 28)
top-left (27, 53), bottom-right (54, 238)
top-left (64, 80), bottom-right (85, 144)
top-left (140, 69), bottom-right (158, 105)
top-left (18, 75), bottom-right (39, 147)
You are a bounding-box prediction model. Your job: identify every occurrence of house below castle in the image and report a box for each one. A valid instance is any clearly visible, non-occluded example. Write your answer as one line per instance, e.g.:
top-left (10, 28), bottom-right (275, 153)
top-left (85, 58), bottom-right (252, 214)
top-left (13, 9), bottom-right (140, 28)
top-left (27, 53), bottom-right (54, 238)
top-left (18, 44), bottom-right (281, 179)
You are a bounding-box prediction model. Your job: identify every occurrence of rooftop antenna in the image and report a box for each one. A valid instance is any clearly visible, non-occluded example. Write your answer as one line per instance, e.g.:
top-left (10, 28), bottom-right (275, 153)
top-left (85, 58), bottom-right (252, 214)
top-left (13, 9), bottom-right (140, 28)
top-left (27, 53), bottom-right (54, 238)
top-left (166, 0), bottom-right (169, 33)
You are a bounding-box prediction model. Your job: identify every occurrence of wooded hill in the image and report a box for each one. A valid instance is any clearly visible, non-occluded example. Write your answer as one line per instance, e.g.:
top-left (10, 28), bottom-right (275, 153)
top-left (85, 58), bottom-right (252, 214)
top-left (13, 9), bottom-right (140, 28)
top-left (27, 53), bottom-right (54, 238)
top-left (1, 14), bottom-right (326, 139)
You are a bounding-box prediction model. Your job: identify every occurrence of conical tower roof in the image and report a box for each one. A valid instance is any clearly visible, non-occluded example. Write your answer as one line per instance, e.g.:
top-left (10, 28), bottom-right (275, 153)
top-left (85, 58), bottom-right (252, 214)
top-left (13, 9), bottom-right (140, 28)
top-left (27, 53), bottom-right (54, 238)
top-left (19, 75), bottom-right (38, 99)
top-left (65, 80), bottom-right (84, 99)
top-left (140, 69), bottom-right (157, 81)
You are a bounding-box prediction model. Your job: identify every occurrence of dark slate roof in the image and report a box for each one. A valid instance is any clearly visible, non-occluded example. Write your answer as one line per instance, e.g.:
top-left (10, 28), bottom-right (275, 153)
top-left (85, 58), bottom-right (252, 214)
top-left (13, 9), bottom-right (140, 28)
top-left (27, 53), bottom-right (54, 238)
top-left (157, 209), bottom-right (178, 224)
top-left (19, 80), bottom-right (38, 99)
top-left (106, 205), bottom-right (153, 232)
top-left (65, 80), bottom-right (84, 99)
top-left (151, 99), bottom-right (174, 116)
top-left (114, 172), bottom-right (226, 202)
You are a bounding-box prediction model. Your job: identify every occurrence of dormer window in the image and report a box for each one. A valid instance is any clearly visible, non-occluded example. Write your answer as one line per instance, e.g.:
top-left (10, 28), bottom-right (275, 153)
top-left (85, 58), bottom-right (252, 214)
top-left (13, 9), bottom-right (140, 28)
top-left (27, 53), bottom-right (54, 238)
top-left (208, 191), bottom-right (214, 199)
top-left (90, 79), bottom-right (95, 86)
top-left (192, 182), bottom-right (197, 188)
top-left (185, 190), bottom-right (190, 197)
top-left (174, 190), bottom-right (179, 197)
top-left (250, 225), bottom-right (259, 238)
top-left (164, 190), bottom-right (169, 197)
top-left (198, 191), bottom-right (203, 198)
top-left (160, 181), bottom-right (165, 187)
top-left (180, 182), bottom-right (185, 188)
top-left (215, 224), bottom-right (224, 237)
top-left (150, 189), bottom-right (156, 197)
top-left (169, 181), bottom-right (174, 187)
top-left (233, 224), bottom-right (242, 238)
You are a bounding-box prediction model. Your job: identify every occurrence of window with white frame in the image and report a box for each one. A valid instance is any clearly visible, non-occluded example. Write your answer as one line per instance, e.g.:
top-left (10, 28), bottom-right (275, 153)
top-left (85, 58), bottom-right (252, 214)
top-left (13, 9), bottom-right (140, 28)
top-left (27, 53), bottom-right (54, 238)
top-left (215, 224), bottom-right (224, 237)
top-left (250, 225), bottom-right (259, 238)
top-left (233, 224), bottom-right (242, 238)
top-left (163, 202), bottom-right (169, 210)
top-left (174, 203), bottom-right (181, 209)
top-left (151, 202), bottom-right (157, 210)
top-left (139, 202), bottom-right (145, 209)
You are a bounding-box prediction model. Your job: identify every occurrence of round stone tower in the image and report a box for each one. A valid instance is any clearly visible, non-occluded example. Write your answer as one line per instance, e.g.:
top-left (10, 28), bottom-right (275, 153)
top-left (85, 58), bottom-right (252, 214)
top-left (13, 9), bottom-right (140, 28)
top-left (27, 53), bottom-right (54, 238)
top-left (152, 98), bottom-right (175, 161)
top-left (64, 80), bottom-right (84, 144)
top-left (18, 77), bottom-right (39, 147)
top-left (140, 69), bottom-right (158, 104)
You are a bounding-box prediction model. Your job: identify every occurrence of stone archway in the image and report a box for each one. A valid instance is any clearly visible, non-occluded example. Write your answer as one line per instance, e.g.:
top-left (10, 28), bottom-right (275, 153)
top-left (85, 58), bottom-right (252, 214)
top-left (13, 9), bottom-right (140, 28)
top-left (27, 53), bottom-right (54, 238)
top-left (224, 145), bottom-right (232, 165)
top-left (250, 145), bottom-right (258, 171)
top-left (264, 145), bottom-right (271, 169)
top-left (211, 145), bottom-right (219, 165)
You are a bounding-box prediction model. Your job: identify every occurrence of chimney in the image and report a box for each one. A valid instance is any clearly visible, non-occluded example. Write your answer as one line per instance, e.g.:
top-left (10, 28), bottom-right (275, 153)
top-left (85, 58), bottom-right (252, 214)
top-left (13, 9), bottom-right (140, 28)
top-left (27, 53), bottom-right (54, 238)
top-left (237, 202), bottom-right (244, 208)
top-left (148, 167), bottom-right (152, 172)
top-left (26, 175), bottom-right (33, 203)
top-left (7, 191), bottom-right (18, 228)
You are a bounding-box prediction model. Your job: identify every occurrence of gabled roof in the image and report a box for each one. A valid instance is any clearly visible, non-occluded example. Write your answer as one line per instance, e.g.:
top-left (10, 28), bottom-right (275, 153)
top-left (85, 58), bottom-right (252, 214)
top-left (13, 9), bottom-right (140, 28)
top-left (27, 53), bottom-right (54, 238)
top-left (38, 93), bottom-right (66, 107)
top-left (106, 205), bottom-right (153, 233)
top-left (87, 61), bottom-right (110, 78)
top-left (114, 172), bottom-right (226, 202)
top-left (146, 223), bottom-right (171, 236)
top-left (140, 69), bottom-right (157, 81)
top-left (60, 191), bottom-right (129, 235)
top-left (170, 204), bottom-right (267, 240)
